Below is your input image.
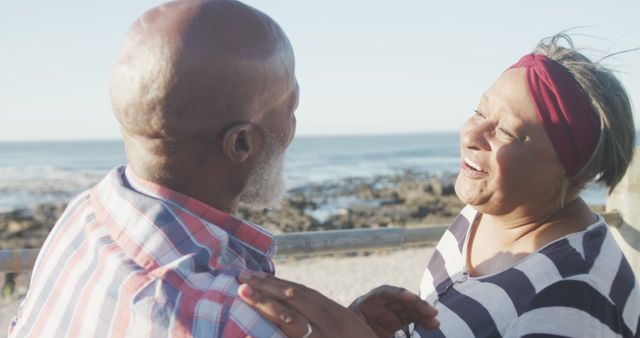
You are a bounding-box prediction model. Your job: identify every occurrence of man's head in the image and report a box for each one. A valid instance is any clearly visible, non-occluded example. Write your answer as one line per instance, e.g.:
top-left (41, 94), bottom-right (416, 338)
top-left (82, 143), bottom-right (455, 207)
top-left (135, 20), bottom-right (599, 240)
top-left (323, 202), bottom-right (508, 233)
top-left (111, 0), bottom-right (298, 212)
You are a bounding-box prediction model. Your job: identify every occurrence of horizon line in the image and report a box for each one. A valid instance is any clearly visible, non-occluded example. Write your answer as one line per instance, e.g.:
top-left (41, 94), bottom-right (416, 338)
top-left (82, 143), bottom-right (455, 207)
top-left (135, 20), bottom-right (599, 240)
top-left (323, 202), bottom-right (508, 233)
top-left (2, 129), bottom-right (639, 144)
top-left (0, 130), bottom-right (464, 143)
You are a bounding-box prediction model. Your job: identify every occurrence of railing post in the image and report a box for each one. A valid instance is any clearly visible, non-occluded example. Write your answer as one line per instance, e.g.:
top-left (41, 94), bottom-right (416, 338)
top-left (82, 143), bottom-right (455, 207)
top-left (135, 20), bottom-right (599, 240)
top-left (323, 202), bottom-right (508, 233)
top-left (606, 147), bottom-right (640, 277)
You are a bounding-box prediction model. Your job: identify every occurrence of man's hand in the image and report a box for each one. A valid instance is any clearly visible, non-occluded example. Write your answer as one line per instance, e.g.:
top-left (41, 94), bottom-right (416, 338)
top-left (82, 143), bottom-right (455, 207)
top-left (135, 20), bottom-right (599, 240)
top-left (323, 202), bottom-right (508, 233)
top-left (349, 285), bottom-right (439, 338)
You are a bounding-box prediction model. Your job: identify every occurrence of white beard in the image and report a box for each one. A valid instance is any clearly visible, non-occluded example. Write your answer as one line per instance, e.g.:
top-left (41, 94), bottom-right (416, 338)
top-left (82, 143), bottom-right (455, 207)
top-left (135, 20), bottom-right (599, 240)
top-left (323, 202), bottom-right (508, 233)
top-left (238, 135), bottom-right (287, 209)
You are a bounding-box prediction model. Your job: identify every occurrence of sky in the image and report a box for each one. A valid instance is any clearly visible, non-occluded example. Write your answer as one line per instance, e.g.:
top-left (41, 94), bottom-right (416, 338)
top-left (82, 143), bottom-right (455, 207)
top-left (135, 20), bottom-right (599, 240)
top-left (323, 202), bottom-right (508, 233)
top-left (1, 1), bottom-right (639, 141)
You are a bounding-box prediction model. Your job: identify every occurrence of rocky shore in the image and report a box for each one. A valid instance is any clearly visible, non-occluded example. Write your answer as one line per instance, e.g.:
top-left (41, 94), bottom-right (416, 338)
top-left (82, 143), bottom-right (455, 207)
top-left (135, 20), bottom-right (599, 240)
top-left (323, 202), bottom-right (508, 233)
top-left (0, 203), bottom-right (66, 250)
top-left (238, 170), bottom-right (463, 234)
top-left (0, 171), bottom-right (462, 251)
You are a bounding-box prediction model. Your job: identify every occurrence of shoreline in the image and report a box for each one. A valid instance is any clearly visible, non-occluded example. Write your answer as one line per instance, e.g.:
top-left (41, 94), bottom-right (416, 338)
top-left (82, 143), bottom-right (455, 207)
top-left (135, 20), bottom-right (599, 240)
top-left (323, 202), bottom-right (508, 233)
top-left (0, 169), bottom-right (607, 251)
top-left (0, 171), bottom-right (464, 250)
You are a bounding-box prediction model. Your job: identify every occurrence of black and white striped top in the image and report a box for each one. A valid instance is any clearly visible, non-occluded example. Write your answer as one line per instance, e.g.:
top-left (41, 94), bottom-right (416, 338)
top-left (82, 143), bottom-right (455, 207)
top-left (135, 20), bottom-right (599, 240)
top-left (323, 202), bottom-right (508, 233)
top-left (403, 205), bottom-right (640, 338)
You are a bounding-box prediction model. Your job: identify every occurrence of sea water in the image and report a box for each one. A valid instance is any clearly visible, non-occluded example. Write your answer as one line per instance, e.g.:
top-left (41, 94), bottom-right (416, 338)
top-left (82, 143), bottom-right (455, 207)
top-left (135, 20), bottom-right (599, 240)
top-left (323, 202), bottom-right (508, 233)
top-left (0, 132), bottom-right (624, 212)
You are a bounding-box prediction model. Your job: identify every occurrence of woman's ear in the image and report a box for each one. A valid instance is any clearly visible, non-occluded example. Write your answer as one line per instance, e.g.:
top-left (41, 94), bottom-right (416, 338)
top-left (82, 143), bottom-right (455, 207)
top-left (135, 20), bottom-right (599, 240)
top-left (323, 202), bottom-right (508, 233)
top-left (222, 123), bottom-right (263, 163)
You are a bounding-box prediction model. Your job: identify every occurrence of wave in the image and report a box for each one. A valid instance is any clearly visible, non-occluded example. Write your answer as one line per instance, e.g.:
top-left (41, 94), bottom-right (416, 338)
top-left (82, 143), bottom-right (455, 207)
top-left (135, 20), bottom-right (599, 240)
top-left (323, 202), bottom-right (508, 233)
top-left (0, 165), bottom-right (110, 211)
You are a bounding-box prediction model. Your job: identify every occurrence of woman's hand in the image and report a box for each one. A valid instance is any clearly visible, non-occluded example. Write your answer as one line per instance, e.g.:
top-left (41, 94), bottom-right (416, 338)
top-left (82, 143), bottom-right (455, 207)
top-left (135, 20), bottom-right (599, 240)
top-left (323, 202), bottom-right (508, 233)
top-left (237, 271), bottom-right (377, 338)
top-left (237, 271), bottom-right (438, 338)
top-left (349, 285), bottom-right (439, 336)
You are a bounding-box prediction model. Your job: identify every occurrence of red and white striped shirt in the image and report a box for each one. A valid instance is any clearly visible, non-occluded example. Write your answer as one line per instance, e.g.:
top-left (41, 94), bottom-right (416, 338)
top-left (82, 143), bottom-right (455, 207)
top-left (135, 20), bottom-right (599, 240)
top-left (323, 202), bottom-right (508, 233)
top-left (9, 166), bottom-right (285, 338)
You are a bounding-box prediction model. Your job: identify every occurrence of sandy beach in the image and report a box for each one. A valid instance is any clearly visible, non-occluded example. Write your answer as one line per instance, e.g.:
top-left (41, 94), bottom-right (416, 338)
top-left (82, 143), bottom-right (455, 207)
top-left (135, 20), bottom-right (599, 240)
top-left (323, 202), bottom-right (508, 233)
top-left (275, 246), bottom-right (433, 306)
top-left (0, 245), bottom-right (434, 337)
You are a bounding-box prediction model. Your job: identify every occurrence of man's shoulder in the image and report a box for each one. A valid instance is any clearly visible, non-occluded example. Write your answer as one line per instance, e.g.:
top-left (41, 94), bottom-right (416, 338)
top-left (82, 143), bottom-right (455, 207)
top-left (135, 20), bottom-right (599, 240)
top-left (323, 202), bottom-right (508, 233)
top-left (139, 269), bottom-right (285, 338)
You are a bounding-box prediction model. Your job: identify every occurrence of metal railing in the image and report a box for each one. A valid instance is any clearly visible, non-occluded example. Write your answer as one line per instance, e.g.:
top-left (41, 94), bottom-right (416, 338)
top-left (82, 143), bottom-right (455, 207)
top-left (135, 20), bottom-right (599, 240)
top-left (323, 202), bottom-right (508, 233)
top-left (0, 211), bottom-right (623, 273)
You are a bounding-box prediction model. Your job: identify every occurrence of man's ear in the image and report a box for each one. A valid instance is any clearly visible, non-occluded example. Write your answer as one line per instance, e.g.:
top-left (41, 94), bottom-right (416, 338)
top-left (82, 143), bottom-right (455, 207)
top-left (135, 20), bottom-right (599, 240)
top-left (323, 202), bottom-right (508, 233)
top-left (222, 123), bottom-right (263, 163)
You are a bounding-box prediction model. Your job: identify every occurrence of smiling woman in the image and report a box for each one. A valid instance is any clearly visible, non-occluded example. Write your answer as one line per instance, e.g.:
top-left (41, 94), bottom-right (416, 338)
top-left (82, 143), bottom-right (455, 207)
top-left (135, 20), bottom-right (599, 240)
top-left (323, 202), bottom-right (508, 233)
top-left (455, 67), bottom-right (568, 218)
top-left (237, 34), bottom-right (640, 338)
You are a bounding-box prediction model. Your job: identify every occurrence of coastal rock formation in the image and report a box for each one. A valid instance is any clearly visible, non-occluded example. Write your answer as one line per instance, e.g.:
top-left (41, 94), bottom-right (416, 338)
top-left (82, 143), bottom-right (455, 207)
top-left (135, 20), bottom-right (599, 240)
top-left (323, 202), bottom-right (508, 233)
top-left (240, 171), bottom-right (463, 233)
top-left (0, 172), bottom-right (462, 248)
top-left (0, 204), bottom-right (65, 249)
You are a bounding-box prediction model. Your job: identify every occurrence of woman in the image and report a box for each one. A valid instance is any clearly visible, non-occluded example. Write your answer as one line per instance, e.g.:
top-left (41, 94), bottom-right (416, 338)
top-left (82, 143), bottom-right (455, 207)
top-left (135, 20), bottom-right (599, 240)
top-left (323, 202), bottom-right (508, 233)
top-left (237, 35), bottom-right (640, 337)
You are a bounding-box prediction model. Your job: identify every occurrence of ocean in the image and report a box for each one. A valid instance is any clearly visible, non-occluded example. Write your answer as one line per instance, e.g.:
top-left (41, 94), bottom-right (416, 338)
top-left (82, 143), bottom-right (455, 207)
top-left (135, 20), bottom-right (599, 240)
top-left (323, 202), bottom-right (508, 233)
top-left (0, 132), bottom-right (622, 212)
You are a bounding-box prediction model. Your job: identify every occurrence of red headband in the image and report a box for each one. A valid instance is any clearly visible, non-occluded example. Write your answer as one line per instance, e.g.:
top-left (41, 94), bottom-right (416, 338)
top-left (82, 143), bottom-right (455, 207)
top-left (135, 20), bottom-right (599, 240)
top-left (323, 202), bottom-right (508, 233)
top-left (510, 54), bottom-right (600, 176)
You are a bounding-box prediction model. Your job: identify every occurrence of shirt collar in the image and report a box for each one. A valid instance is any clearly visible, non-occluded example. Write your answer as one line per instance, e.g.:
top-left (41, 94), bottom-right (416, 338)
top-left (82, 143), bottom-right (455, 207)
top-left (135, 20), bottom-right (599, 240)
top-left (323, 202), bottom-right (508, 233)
top-left (96, 166), bottom-right (276, 261)
top-left (124, 166), bottom-right (277, 258)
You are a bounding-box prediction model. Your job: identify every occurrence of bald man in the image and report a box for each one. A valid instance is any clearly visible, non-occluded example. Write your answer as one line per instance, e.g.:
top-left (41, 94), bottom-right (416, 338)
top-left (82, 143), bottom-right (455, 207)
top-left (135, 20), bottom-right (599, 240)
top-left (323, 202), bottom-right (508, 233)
top-left (9, 1), bottom-right (297, 337)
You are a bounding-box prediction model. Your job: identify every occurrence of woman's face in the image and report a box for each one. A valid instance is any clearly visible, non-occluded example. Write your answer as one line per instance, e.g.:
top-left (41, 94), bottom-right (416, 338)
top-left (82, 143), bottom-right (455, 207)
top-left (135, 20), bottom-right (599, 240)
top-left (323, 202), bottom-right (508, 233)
top-left (454, 68), bottom-right (566, 216)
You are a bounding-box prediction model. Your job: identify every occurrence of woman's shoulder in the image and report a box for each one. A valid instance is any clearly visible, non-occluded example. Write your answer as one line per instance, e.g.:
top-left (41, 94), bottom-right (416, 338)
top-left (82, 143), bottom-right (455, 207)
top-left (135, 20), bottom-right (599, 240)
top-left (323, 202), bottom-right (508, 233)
top-left (497, 215), bottom-right (635, 295)
top-left (438, 205), bottom-right (477, 250)
top-left (537, 216), bottom-right (627, 275)
top-left (512, 269), bottom-right (640, 337)
top-left (509, 218), bottom-right (639, 337)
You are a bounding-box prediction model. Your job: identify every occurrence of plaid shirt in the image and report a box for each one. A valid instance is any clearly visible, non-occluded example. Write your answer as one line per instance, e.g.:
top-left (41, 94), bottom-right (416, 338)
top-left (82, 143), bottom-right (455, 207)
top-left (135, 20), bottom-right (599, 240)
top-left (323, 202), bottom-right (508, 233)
top-left (9, 166), bottom-right (285, 338)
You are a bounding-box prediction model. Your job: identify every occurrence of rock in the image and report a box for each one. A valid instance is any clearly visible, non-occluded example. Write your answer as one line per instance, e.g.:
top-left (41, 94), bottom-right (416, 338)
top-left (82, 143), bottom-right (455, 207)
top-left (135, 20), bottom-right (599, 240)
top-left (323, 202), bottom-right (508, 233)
top-left (335, 208), bottom-right (349, 216)
top-left (6, 221), bottom-right (31, 234)
top-left (377, 189), bottom-right (403, 205)
top-left (238, 199), bottom-right (321, 233)
top-left (34, 203), bottom-right (65, 225)
top-left (288, 194), bottom-right (317, 211)
top-left (356, 186), bottom-right (376, 200)
top-left (430, 178), bottom-right (444, 195)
